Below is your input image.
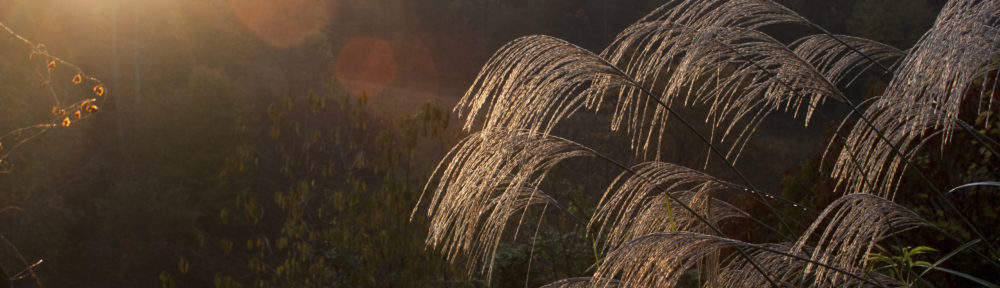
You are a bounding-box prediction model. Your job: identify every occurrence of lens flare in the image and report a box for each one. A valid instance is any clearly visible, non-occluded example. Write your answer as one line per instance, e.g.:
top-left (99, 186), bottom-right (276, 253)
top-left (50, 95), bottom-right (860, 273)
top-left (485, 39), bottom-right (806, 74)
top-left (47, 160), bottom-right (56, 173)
top-left (333, 37), bottom-right (397, 97)
top-left (227, 0), bottom-right (332, 49)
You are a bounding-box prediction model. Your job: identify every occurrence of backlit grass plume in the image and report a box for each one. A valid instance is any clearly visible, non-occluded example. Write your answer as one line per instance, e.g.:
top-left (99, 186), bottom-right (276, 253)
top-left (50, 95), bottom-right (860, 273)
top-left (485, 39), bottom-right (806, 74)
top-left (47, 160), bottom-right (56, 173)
top-left (790, 193), bottom-right (926, 287)
top-left (415, 0), bottom-right (1000, 286)
top-left (831, 0), bottom-right (1000, 198)
top-left (413, 130), bottom-right (592, 280)
top-left (589, 162), bottom-right (749, 253)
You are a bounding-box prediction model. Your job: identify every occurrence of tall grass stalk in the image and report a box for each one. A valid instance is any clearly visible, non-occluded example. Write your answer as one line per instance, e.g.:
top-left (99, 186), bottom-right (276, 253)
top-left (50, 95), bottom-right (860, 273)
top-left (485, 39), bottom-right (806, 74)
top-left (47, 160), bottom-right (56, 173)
top-left (415, 0), bottom-right (1000, 286)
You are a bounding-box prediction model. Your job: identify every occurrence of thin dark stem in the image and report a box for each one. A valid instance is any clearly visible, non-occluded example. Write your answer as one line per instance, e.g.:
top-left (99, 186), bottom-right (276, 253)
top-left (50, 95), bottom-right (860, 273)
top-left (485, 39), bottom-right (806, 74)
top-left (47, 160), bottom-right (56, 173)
top-left (599, 61), bottom-right (802, 238)
top-left (956, 119), bottom-right (1000, 158)
top-left (925, 224), bottom-right (1000, 270)
top-left (1, 234), bottom-right (42, 287)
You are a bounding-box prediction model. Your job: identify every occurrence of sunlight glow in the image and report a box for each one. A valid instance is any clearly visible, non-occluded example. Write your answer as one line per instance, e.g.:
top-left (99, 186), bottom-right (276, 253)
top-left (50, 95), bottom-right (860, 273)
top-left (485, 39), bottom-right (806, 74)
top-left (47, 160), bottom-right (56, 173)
top-left (227, 0), bottom-right (332, 49)
top-left (334, 37), bottom-right (398, 97)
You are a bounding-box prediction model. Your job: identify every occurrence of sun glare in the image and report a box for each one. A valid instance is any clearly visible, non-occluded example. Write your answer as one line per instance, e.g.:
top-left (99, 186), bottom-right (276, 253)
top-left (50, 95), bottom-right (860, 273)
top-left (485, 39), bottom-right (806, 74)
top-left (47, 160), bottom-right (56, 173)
top-left (226, 0), bottom-right (332, 49)
top-left (333, 37), bottom-right (398, 98)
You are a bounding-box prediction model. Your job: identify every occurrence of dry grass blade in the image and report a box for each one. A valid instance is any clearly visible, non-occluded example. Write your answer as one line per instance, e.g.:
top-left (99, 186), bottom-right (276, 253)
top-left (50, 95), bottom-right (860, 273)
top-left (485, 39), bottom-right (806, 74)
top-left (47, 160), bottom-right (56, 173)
top-left (589, 162), bottom-right (748, 253)
top-left (792, 193), bottom-right (927, 287)
top-left (412, 130), bottom-right (592, 281)
top-left (832, 0), bottom-right (1000, 198)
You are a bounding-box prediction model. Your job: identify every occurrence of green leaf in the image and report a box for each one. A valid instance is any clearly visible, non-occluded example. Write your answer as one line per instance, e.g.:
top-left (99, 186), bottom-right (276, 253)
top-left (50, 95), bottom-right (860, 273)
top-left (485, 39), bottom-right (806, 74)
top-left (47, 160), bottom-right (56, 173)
top-left (867, 254), bottom-right (893, 265)
top-left (908, 246), bottom-right (938, 256)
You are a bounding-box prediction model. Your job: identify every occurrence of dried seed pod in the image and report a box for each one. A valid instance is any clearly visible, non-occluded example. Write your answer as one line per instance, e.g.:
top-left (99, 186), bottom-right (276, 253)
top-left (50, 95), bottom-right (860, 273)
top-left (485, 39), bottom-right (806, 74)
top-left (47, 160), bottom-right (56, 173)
top-left (47, 60), bottom-right (56, 70)
top-left (93, 84), bottom-right (105, 96)
top-left (84, 104), bottom-right (99, 114)
top-left (72, 74), bottom-right (83, 84)
top-left (61, 117), bottom-right (71, 127)
top-left (51, 106), bottom-right (65, 116)
top-left (73, 110), bottom-right (82, 119)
